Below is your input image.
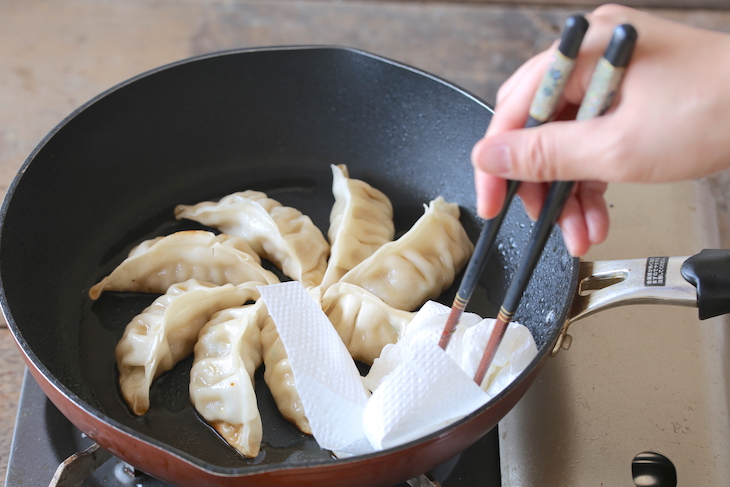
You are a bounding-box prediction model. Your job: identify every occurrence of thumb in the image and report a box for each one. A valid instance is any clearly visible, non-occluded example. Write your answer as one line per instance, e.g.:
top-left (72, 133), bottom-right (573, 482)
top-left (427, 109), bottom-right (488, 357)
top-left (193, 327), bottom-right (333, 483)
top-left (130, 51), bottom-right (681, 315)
top-left (472, 119), bottom-right (620, 183)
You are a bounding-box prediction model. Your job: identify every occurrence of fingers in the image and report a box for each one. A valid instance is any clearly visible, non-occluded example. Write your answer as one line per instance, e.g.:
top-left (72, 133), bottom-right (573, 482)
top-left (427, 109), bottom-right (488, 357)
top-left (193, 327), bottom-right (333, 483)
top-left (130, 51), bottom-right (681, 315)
top-left (472, 116), bottom-right (624, 183)
top-left (557, 181), bottom-right (609, 256)
top-left (488, 4), bottom-right (643, 138)
top-left (485, 49), bottom-right (556, 138)
top-left (473, 4), bottom-right (650, 256)
top-left (557, 191), bottom-right (590, 257)
top-left (474, 174), bottom-right (609, 257)
top-left (473, 119), bottom-right (613, 256)
top-left (473, 170), bottom-right (506, 220)
top-left (578, 181), bottom-right (610, 245)
top-left (473, 4), bottom-right (730, 256)
top-left (477, 9), bottom-right (639, 185)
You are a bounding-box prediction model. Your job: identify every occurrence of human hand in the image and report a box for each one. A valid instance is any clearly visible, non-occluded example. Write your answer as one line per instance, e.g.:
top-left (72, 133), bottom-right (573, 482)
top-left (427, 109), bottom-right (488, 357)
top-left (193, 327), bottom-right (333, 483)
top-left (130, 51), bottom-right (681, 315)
top-left (472, 4), bottom-right (730, 256)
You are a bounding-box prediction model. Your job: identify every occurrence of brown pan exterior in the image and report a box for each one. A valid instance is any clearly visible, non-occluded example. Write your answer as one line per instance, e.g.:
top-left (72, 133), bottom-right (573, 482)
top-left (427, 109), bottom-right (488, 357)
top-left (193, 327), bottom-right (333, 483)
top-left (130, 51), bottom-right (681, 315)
top-left (19, 343), bottom-right (547, 487)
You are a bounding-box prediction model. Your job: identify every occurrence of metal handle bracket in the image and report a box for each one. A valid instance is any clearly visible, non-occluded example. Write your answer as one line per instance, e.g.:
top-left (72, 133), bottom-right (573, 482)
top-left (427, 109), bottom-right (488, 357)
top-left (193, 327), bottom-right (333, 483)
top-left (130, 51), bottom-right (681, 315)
top-left (551, 256), bottom-right (698, 355)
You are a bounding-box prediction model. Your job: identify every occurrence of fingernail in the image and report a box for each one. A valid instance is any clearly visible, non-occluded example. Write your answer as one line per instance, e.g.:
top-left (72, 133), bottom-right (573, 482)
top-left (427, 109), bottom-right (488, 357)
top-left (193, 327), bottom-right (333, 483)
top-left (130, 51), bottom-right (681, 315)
top-left (475, 142), bottom-right (512, 176)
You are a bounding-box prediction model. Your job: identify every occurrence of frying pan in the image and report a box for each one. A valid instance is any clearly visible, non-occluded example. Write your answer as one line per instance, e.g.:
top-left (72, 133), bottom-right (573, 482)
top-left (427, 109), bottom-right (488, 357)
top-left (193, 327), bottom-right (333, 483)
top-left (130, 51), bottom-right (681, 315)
top-left (0, 46), bottom-right (727, 487)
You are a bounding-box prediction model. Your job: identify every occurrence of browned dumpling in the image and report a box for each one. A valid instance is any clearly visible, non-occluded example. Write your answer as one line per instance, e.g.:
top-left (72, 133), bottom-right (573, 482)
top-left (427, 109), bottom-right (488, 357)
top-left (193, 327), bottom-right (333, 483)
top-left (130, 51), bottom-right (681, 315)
top-left (115, 280), bottom-right (264, 415)
top-left (320, 165), bottom-right (394, 290)
top-left (259, 314), bottom-right (312, 435)
top-left (89, 231), bottom-right (277, 299)
top-left (321, 282), bottom-right (414, 365)
top-left (175, 191), bottom-right (329, 288)
top-left (339, 197), bottom-right (474, 311)
top-left (190, 301), bottom-right (267, 458)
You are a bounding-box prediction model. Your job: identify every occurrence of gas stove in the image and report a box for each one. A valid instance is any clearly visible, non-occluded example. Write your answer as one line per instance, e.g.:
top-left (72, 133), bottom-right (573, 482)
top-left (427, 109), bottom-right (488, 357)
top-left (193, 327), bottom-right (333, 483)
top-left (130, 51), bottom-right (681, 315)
top-left (5, 371), bottom-right (500, 487)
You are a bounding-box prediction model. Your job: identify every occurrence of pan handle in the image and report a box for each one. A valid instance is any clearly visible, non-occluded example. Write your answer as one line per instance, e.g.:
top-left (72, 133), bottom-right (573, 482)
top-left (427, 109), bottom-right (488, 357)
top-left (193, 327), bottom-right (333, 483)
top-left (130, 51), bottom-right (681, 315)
top-left (551, 249), bottom-right (730, 355)
top-left (680, 249), bottom-right (730, 320)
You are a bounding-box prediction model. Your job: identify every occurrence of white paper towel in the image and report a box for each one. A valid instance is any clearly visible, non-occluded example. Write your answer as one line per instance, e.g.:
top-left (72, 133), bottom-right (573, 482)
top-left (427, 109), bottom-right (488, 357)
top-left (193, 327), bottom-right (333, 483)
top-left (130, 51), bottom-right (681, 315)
top-left (258, 282), bottom-right (372, 455)
top-left (365, 301), bottom-right (538, 398)
top-left (363, 338), bottom-right (490, 450)
top-left (259, 281), bottom-right (537, 456)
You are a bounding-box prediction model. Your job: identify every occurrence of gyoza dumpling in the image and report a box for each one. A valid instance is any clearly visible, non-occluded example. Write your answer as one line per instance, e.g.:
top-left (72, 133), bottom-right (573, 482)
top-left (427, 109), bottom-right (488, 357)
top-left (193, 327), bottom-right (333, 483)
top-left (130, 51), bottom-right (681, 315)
top-left (321, 282), bottom-right (414, 365)
top-left (174, 191), bottom-right (329, 288)
top-left (190, 300), bottom-right (267, 458)
top-left (116, 280), bottom-right (264, 415)
top-left (260, 314), bottom-right (311, 435)
top-left (126, 231), bottom-right (259, 264)
top-left (339, 197), bottom-right (474, 311)
top-left (89, 231), bottom-right (277, 299)
top-left (319, 165), bottom-right (394, 290)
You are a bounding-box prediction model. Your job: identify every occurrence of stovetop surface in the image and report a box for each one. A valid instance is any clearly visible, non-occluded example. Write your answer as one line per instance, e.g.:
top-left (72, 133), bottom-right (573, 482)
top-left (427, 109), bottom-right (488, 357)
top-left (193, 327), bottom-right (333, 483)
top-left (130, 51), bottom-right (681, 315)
top-left (5, 370), bottom-right (500, 487)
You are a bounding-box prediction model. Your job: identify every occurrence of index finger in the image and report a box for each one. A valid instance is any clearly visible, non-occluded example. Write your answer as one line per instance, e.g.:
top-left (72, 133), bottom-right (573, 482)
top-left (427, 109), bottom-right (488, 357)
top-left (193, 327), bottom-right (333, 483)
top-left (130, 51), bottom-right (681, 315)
top-left (485, 48), bottom-right (556, 138)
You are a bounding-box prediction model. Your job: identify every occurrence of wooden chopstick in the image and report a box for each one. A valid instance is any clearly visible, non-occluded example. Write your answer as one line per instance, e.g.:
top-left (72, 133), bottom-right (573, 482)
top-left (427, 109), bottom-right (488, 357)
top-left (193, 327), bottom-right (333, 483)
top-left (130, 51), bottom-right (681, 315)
top-left (438, 14), bottom-right (590, 350)
top-left (472, 23), bottom-right (638, 387)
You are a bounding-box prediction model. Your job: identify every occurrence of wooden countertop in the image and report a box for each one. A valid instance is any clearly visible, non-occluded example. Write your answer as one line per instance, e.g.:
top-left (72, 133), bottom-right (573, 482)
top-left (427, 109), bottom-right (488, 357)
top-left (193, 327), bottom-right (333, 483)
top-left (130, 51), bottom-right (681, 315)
top-left (1, 0), bottom-right (729, 481)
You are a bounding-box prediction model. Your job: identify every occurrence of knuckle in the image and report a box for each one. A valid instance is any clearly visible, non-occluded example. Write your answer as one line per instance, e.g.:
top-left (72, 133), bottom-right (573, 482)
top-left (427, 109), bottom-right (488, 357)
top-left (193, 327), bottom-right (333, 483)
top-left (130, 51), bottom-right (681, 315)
top-left (592, 3), bottom-right (630, 20)
top-left (592, 126), bottom-right (644, 183)
top-left (522, 133), bottom-right (556, 181)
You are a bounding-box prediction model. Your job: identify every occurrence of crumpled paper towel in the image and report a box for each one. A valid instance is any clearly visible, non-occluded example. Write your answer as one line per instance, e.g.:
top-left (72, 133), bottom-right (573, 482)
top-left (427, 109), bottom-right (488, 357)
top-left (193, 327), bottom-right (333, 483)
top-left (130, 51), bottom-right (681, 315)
top-left (362, 336), bottom-right (490, 450)
top-left (259, 281), bottom-right (537, 456)
top-left (364, 301), bottom-right (538, 399)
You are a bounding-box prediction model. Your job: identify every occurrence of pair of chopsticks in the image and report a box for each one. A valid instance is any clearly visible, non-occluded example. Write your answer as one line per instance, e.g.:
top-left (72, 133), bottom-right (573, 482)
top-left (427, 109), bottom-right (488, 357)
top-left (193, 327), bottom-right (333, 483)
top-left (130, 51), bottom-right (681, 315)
top-left (439, 16), bottom-right (638, 387)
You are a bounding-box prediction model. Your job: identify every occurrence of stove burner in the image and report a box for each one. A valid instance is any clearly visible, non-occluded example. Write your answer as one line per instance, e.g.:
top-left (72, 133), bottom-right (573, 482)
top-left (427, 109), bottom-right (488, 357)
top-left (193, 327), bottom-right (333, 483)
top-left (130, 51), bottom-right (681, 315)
top-left (6, 371), bottom-right (501, 486)
top-left (632, 451), bottom-right (678, 487)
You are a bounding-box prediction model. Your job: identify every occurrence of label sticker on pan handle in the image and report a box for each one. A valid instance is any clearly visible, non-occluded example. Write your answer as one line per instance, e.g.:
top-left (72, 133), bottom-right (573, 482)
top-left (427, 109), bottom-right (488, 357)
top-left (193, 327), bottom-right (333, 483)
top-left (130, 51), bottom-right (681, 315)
top-left (645, 257), bottom-right (669, 286)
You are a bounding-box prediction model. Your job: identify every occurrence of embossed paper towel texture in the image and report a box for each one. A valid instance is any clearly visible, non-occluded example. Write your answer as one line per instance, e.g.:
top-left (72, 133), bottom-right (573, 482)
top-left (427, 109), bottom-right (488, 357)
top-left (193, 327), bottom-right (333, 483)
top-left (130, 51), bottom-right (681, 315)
top-left (259, 281), bottom-right (537, 456)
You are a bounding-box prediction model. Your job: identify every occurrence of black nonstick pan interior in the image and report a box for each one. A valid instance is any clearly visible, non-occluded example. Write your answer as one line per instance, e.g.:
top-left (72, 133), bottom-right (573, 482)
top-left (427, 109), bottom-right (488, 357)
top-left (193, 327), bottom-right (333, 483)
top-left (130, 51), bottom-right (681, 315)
top-left (0, 46), bottom-right (577, 474)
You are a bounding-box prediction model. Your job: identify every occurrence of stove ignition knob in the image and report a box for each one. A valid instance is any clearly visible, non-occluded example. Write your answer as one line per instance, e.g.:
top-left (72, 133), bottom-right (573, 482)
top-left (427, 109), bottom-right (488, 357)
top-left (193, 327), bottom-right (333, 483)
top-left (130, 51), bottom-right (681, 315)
top-left (632, 451), bottom-right (677, 487)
